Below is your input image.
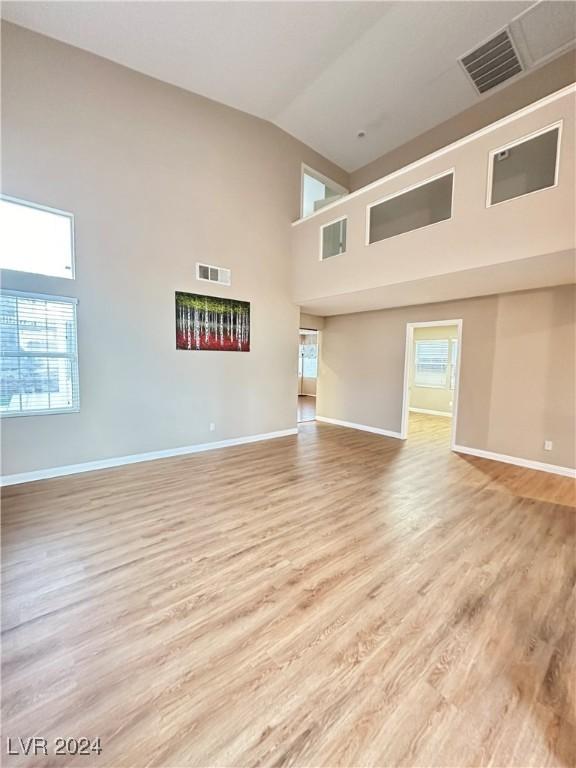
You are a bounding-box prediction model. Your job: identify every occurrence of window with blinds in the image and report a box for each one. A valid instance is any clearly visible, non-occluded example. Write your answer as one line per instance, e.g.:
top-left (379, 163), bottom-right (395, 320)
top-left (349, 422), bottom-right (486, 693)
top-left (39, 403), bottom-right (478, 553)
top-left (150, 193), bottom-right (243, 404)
top-left (0, 291), bottom-right (80, 416)
top-left (414, 339), bottom-right (450, 388)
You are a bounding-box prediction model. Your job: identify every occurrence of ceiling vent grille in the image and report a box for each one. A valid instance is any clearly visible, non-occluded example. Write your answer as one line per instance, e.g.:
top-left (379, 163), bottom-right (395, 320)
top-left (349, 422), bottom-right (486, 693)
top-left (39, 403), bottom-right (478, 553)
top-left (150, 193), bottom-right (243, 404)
top-left (460, 29), bottom-right (523, 95)
top-left (196, 263), bottom-right (231, 286)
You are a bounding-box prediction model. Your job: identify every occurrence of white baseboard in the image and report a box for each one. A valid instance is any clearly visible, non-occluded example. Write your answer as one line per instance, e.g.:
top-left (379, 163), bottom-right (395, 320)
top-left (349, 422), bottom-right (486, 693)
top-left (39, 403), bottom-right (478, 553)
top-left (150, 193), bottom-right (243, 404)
top-left (409, 407), bottom-right (452, 417)
top-left (316, 416), bottom-right (403, 440)
top-left (453, 444), bottom-right (576, 479)
top-left (0, 428), bottom-right (298, 487)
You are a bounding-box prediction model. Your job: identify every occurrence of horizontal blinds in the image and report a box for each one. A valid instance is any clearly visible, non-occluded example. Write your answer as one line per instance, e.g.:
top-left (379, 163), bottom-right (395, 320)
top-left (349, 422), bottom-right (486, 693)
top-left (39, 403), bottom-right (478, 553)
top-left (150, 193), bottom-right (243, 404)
top-left (414, 339), bottom-right (449, 387)
top-left (0, 291), bottom-right (79, 415)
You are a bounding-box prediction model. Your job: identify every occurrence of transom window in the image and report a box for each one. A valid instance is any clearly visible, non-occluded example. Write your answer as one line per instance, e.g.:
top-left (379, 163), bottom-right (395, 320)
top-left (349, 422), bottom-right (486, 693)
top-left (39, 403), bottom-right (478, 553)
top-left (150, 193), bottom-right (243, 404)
top-left (0, 195), bottom-right (75, 279)
top-left (0, 291), bottom-right (80, 416)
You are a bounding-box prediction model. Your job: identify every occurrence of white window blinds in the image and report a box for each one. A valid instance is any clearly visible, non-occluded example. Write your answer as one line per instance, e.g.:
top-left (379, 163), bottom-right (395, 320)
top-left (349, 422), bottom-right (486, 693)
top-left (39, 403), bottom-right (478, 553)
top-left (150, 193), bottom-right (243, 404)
top-left (414, 339), bottom-right (449, 388)
top-left (0, 291), bottom-right (79, 416)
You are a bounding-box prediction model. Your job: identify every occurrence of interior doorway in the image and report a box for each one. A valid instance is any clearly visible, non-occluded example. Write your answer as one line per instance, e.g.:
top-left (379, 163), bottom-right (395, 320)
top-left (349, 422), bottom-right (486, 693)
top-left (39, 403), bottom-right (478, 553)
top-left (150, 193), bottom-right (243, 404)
top-left (401, 320), bottom-right (462, 448)
top-left (297, 329), bottom-right (318, 422)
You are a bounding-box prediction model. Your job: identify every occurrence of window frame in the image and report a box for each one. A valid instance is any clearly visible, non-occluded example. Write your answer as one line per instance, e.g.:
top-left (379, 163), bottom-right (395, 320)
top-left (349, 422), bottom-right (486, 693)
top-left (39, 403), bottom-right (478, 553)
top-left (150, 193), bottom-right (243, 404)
top-left (300, 164), bottom-right (348, 219)
top-left (485, 120), bottom-right (563, 209)
top-left (319, 215), bottom-right (348, 261)
top-left (0, 289), bottom-right (80, 418)
top-left (0, 194), bottom-right (76, 279)
top-left (365, 169), bottom-right (455, 246)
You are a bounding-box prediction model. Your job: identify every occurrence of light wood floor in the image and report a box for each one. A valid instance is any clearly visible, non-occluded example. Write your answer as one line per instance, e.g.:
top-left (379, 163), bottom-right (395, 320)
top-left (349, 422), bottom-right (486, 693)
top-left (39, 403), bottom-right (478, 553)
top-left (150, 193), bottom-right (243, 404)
top-left (2, 414), bottom-right (575, 767)
top-left (297, 395), bottom-right (316, 423)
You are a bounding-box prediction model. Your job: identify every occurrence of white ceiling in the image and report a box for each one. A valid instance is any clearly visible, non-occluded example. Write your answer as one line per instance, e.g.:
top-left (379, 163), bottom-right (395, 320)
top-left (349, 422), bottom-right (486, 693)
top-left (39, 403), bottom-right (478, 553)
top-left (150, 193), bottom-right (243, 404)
top-left (2, 1), bottom-right (575, 172)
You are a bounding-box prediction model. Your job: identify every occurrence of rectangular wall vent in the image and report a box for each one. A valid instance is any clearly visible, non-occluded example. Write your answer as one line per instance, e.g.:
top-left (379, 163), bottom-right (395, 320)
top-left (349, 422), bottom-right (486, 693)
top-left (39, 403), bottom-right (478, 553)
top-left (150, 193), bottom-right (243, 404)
top-left (460, 29), bottom-right (523, 94)
top-left (196, 263), bottom-right (231, 286)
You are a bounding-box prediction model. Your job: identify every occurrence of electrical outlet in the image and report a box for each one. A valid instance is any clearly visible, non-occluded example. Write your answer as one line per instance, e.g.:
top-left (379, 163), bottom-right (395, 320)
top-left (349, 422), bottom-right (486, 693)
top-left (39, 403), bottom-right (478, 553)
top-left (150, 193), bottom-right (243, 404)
top-left (209, 422), bottom-right (216, 432)
top-left (544, 440), bottom-right (553, 451)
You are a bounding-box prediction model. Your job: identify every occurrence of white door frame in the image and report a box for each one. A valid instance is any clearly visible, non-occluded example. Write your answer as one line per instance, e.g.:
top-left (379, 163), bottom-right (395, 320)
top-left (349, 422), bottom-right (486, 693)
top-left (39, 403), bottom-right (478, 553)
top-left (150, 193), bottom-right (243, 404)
top-left (400, 319), bottom-right (463, 449)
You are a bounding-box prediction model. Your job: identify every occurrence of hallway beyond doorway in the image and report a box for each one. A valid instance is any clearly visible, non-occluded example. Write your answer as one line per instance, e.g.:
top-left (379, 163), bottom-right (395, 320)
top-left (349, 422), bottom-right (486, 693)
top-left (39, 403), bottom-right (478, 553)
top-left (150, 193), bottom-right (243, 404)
top-left (297, 395), bottom-right (316, 422)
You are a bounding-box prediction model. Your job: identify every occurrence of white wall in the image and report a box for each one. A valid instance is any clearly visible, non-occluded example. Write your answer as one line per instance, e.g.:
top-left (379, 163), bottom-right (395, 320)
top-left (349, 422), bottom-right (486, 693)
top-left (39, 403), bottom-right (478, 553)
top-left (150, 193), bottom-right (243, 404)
top-left (0, 22), bottom-right (348, 476)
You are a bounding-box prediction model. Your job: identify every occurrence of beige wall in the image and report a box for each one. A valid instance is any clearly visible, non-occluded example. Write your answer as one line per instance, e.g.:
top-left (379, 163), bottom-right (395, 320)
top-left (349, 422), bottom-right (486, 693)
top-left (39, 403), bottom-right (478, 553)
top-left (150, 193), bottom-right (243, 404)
top-left (410, 326), bottom-right (458, 414)
top-left (300, 312), bottom-right (325, 331)
top-left (351, 50), bottom-right (576, 190)
top-left (292, 88), bottom-right (575, 309)
top-left (299, 378), bottom-right (317, 397)
top-left (318, 285), bottom-right (575, 469)
top-left (0, 22), bottom-right (347, 476)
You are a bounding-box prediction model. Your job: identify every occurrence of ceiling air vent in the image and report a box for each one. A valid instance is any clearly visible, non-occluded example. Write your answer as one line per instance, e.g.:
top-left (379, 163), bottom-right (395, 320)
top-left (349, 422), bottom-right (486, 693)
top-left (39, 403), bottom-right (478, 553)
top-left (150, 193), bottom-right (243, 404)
top-left (460, 29), bottom-right (523, 95)
top-left (196, 263), bottom-right (231, 286)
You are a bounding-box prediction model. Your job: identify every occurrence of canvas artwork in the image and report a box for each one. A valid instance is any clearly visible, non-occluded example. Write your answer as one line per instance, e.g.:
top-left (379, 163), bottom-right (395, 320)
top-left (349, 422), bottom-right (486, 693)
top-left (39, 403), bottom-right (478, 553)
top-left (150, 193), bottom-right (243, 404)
top-left (175, 292), bottom-right (250, 351)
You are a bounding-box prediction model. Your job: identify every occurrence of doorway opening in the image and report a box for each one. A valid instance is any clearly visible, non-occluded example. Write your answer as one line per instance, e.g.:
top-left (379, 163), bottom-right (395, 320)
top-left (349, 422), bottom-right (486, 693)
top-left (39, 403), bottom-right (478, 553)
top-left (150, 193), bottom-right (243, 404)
top-left (401, 320), bottom-right (462, 448)
top-left (297, 329), bottom-right (318, 423)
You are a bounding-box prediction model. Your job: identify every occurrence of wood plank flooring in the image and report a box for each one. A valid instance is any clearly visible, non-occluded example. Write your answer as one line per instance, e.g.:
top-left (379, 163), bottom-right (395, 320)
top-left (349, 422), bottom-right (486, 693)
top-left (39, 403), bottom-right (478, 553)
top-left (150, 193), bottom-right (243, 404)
top-left (297, 395), bottom-right (316, 423)
top-left (2, 415), bottom-right (575, 767)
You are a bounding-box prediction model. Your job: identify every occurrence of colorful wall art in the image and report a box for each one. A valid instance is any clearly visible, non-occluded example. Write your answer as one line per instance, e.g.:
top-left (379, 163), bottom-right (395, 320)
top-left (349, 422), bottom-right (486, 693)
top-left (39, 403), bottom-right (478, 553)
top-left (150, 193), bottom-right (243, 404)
top-left (175, 292), bottom-right (250, 351)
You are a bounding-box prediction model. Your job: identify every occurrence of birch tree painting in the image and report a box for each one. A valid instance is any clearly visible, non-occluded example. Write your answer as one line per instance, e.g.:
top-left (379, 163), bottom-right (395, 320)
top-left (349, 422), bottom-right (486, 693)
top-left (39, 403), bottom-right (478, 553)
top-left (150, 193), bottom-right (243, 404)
top-left (175, 292), bottom-right (250, 351)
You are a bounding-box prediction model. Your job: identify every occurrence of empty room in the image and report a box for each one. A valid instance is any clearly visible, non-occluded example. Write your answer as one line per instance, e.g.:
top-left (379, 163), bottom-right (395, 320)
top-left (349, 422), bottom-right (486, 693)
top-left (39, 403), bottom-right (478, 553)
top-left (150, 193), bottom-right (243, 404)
top-left (1, 2), bottom-right (575, 767)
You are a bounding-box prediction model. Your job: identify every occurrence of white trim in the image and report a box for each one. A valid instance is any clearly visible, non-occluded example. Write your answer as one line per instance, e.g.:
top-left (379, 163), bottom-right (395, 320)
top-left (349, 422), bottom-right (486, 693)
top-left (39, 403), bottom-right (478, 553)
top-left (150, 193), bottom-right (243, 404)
top-left (0, 193), bottom-right (76, 279)
top-left (365, 169), bottom-right (455, 247)
top-left (319, 215), bottom-right (348, 261)
top-left (0, 288), bottom-right (78, 304)
top-left (409, 407), bottom-right (452, 417)
top-left (292, 83), bottom-right (576, 226)
top-left (401, 319), bottom-right (463, 448)
top-left (300, 163), bottom-right (348, 219)
top-left (485, 120), bottom-right (563, 208)
top-left (316, 416), bottom-right (403, 439)
top-left (0, 406), bottom-right (80, 419)
top-left (453, 444), bottom-right (576, 479)
top-left (0, 428), bottom-right (298, 486)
